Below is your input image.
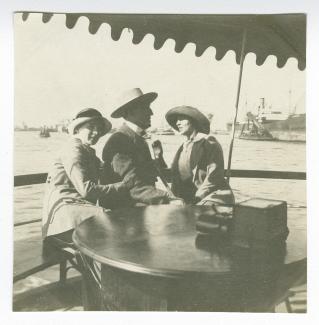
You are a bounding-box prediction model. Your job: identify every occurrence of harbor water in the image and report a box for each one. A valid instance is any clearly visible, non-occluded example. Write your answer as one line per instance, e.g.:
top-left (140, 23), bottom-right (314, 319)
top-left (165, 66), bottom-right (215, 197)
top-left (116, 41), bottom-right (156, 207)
top-left (14, 131), bottom-right (306, 227)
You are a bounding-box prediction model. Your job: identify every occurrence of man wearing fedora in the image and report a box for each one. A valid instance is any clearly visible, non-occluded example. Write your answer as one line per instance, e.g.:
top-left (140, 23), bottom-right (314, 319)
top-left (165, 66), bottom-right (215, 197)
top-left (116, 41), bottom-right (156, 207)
top-left (100, 88), bottom-right (182, 208)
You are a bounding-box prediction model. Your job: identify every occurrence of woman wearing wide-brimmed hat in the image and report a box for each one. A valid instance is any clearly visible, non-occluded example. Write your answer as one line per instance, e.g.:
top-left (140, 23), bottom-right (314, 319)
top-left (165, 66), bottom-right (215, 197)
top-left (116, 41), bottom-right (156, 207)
top-left (42, 108), bottom-right (135, 243)
top-left (165, 105), bottom-right (234, 205)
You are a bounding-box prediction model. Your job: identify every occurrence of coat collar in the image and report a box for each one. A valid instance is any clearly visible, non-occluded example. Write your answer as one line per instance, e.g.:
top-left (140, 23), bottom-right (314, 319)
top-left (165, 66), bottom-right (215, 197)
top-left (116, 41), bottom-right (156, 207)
top-left (124, 121), bottom-right (146, 137)
top-left (118, 123), bottom-right (148, 148)
top-left (118, 123), bottom-right (138, 140)
top-left (182, 132), bottom-right (206, 149)
top-left (189, 137), bottom-right (206, 170)
top-left (189, 132), bottom-right (207, 143)
top-left (69, 137), bottom-right (96, 155)
top-left (172, 137), bottom-right (206, 172)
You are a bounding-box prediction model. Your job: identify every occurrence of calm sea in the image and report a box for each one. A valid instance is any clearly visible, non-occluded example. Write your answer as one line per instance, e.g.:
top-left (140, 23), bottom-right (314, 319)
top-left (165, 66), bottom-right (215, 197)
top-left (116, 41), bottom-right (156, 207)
top-left (14, 131), bottom-right (306, 226)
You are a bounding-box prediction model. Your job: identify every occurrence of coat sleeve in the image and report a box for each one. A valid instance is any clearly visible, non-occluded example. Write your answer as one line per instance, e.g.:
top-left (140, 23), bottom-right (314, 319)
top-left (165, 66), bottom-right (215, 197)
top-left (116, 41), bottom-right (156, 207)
top-left (61, 142), bottom-right (128, 203)
top-left (194, 138), bottom-right (227, 200)
top-left (102, 133), bottom-right (169, 205)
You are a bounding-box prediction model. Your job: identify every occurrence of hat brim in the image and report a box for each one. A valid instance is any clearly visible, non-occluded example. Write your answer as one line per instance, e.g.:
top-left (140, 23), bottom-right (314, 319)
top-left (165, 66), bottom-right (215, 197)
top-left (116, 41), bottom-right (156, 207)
top-left (111, 92), bottom-right (158, 118)
top-left (68, 116), bottom-right (112, 136)
top-left (165, 106), bottom-right (210, 135)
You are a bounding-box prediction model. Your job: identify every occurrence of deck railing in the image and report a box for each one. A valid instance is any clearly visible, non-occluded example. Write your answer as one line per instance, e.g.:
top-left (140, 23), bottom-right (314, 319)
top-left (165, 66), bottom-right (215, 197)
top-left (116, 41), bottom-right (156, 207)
top-left (14, 170), bottom-right (306, 227)
top-left (14, 170), bottom-right (306, 187)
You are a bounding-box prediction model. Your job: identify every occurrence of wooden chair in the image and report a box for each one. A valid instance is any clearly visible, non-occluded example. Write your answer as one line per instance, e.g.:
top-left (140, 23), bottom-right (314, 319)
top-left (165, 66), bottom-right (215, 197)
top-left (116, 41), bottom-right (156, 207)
top-left (13, 233), bottom-right (79, 284)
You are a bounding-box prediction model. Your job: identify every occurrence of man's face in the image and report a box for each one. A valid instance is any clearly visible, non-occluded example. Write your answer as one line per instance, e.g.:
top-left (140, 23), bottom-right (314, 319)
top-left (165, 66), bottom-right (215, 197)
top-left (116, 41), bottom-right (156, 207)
top-left (129, 104), bottom-right (153, 129)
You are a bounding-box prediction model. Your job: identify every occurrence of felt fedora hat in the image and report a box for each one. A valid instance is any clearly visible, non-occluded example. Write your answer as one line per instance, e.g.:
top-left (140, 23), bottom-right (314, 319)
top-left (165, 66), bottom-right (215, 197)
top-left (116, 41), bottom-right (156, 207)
top-left (165, 106), bottom-right (210, 135)
top-left (111, 88), bottom-right (158, 118)
top-left (68, 108), bottom-right (112, 136)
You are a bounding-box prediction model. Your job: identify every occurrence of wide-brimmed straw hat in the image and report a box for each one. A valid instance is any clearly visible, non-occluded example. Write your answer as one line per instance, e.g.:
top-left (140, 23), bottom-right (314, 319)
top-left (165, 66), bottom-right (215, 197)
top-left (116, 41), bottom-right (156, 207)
top-left (165, 106), bottom-right (210, 134)
top-left (68, 108), bottom-right (112, 135)
top-left (111, 88), bottom-right (158, 118)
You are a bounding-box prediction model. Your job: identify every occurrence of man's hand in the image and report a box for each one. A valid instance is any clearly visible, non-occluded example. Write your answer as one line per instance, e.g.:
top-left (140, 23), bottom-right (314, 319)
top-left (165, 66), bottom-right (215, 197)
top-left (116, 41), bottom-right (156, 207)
top-left (121, 168), bottom-right (137, 190)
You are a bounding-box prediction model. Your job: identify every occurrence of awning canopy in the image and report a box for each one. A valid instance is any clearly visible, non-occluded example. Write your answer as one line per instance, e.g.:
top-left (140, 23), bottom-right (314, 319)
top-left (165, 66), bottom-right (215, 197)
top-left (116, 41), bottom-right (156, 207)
top-left (20, 12), bottom-right (306, 70)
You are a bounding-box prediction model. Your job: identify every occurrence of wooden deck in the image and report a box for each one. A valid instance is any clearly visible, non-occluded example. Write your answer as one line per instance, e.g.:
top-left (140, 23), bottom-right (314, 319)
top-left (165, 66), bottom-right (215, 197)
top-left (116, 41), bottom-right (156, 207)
top-left (13, 274), bottom-right (83, 311)
top-left (13, 268), bottom-right (306, 312)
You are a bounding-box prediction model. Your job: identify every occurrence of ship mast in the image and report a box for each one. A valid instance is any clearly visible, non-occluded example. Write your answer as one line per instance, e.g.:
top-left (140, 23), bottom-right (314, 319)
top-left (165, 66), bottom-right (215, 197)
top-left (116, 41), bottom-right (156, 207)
top-left (258, 97), bottom-right (265, 118)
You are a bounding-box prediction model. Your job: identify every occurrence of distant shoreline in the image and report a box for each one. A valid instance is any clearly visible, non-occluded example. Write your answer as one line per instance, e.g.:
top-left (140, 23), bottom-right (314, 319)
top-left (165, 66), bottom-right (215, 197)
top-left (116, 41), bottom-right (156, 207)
top-left (14, 129), bottom-right (59, 132)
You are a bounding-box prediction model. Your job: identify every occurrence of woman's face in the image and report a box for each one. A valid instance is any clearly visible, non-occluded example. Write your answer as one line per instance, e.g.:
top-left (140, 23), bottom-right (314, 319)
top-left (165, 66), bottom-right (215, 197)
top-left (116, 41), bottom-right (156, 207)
top-left (176, 116), bottom-right (196, 137)
top-left (75, 120), bottom-right (104, 146)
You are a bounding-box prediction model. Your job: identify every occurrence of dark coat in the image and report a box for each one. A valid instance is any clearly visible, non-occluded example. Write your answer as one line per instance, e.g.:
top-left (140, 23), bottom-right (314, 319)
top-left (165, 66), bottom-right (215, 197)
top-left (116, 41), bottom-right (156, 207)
top-left (171, 136), bottom-right (234, 205)
top-left (101, 123), bottom-right (169, 207)
top-left (42, 137), bottom-right (125, 237)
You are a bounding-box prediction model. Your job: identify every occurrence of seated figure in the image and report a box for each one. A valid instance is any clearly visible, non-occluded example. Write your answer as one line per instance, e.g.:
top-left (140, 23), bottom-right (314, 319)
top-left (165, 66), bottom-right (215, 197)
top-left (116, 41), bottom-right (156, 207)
top-left (42, 108), bottom-right (135, 243)
top-left (164, 105), bottom-right (235, 206)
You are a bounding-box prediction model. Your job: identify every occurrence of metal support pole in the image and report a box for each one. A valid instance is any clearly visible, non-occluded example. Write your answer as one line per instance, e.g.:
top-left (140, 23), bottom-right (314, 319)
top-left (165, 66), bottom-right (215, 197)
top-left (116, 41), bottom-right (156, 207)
top-left (226, 28), bottom-right (247, 183)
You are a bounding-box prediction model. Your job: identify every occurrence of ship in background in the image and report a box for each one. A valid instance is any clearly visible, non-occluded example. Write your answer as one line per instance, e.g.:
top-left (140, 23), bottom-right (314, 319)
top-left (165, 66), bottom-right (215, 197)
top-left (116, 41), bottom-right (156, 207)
top-left (39, 126), bottom-right (50, 138)
top-left (227, 97), bottom-right (306, 142)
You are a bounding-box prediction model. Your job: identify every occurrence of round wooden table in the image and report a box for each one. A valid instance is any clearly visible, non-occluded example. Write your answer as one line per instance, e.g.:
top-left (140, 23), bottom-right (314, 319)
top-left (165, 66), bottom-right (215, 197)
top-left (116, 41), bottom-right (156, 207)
top-left (73, 205), bottom-right (306, 311)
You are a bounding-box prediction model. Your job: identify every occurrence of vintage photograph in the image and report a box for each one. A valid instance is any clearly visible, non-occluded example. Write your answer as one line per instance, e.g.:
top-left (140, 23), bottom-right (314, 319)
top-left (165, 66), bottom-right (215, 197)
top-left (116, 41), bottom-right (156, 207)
top-left (13, 12), bottom-right (306, 312)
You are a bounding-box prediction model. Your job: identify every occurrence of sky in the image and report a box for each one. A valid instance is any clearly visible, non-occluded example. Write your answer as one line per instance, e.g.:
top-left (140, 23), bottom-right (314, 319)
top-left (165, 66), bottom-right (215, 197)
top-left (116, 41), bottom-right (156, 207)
top-left (14, 13), bottom-right (305, 130)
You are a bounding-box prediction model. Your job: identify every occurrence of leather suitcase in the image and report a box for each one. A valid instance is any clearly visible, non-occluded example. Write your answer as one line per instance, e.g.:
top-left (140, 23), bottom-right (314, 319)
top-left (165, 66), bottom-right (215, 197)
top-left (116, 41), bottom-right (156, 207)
top-left (232, 198), bottom-right (289, 248)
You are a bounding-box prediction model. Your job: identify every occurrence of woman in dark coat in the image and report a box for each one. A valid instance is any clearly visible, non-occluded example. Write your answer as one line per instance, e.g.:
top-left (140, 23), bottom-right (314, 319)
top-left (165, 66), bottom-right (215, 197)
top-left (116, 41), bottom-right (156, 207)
top-left (42, 108), bottom-right (135, 241)
top-left (165, 106), bottom-right (234, 205)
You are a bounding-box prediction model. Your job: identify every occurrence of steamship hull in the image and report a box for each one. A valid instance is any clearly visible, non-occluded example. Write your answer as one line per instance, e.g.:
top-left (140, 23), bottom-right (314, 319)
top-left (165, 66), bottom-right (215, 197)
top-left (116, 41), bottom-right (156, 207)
top-left (228, 113), bottom-right (306, 142)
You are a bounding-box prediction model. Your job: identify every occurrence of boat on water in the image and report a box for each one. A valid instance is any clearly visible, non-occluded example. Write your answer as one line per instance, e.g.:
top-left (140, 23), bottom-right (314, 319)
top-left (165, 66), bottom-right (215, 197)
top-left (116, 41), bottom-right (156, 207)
top-left (238, 112), bottom-right (277, 141)
top-left (39, 127), bottom-right (50, 138)
top-left (261, 112), bottom-right (305, 142)
top-left (227, 98), bottom-right (306, 142)
top-left (239, 132), bottom-right (276, 141)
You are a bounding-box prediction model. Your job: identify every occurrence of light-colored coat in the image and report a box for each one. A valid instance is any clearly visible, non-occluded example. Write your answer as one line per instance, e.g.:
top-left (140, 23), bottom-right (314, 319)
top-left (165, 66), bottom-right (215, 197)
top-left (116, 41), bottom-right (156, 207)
top-left (42, 137), bottom-right (124, 238)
